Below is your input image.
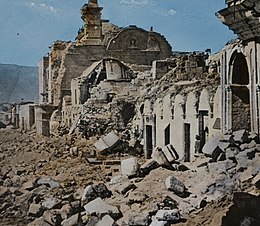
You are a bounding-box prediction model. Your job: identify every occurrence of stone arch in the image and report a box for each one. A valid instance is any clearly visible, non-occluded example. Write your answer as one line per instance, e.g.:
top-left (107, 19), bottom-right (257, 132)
top-left (230, 51), bottom-right (249, 85)
top-left (229, 51), bottom-right (251, 131)
top-left (106, 26), bottom-right (172, 65)
top-left (199, 89), bottom-right (210, 111)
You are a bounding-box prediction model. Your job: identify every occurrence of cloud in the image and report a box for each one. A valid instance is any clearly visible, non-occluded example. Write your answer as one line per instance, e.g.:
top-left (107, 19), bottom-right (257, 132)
top-left (28, 1), bottom-right (57, 13)
top-left (168, 8), bottom-right (177, 16)
top-left (120, 0), bottom-right (155, 7)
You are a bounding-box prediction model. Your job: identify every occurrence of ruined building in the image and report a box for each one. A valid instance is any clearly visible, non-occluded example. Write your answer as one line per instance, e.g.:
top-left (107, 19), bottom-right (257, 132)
top-left (37, 0), bottom-right (173, 136)
top-left (35, 0), bottom-right (260, 162)
top-left (217, 0), bottom-right (260, 134)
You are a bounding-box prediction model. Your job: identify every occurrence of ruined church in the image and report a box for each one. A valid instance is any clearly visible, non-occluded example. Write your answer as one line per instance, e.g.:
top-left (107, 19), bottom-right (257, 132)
top-left (32, 0), bottom-right (260, 162)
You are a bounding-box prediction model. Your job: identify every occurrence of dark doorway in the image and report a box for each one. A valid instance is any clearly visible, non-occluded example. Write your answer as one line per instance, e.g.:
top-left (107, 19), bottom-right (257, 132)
top-left (146, 125), bottom-right (153, 158)
top-left (29, 107), bottom-right (35, 129)
top-left (198, 110), bottom-right (208, 152)
top-left (184, 123), bottom-right (190, 162)
top-left (164, 124), bottom-right (170, 146)
top-left (232, 52), bottom-right (249, 85)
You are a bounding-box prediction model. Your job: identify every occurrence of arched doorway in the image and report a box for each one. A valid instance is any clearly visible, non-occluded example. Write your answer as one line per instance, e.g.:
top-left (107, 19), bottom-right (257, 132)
top-left (230, 52), bottom-right (251, 131)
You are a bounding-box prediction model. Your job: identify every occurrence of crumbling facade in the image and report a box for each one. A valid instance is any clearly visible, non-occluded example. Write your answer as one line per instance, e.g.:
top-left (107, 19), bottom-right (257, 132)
top-left (38, 0), bottom-right (172, 108)
top-left (132, 54), bottom-right (221, 161)
top-left (217, 0), bottom-right (260, 135)
top-left (35, 0), bottom-right (260, 162)
top-left (37, 0), bottom-right (172, 138)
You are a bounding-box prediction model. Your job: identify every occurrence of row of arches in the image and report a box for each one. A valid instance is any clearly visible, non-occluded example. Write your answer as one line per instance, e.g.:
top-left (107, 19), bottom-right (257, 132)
top-left (136, 87), bottom-right (221, 161)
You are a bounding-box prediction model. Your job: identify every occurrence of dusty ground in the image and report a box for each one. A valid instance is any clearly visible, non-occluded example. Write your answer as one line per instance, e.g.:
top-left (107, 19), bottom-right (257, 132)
top-left (0, 128), bottom-right (105, 225)
top-left (0, 128), bottom-right (259, 226)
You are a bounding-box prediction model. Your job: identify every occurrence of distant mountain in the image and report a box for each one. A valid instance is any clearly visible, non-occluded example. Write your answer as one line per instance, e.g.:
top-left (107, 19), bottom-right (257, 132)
top-left (0, 64), bottom-right (38, 103)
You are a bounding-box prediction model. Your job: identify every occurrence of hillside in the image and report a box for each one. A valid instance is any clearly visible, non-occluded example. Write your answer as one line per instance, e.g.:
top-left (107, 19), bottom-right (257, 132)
top-left (0, 64), bottom-right (38, 103)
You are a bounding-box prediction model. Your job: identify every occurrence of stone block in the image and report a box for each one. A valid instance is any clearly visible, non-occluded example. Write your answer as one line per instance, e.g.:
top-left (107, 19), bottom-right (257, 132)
top-left (42, 197), bottom-right (61, 210)
top-left (84, 197), bottom-right (121, 220)
top-left (128, 213), bottom-right (150, 226)
top-left (162, 144), bottom-right (178, 163)
top-left (94, 131), bottom-right (119, 151)
top-left (121, 157), bottom-right (140, 177)
top-left (61, 213), bottom-right (78, 226)
top-left (233, 130), bottom-right (249, 144)
top-left (96, 215), bottom-right (115, 226)
top-left (225, 147), bottom-right (239, 159)
top-left (152, 147), bottom-right (171, 166)
top-left (114, 182), bottom-right (136, 195)
top-left (240, 140), bottom-right (257, 151)
top-left (28, 203), bottom-right (44, 218)
top-left (140, 159), bottom-right (159, 175)
top-left (165, 176), bottom-right (186, 197)
top-left (27, 217), bottom-right (52, 226)
top-left (155, 209), bottom-right (180, 222)
top-left (103, 132), bottom-right (120, 147)
top-left (109, 175), bottom-right (128, 185)
top-left (235, 149), bottom-right (256, 170)
top-left (202, 137), bottom-right (227, 161)
top-left (208, 160), bottom-right (236, 174)
top-left (43, 209), bottom-right (62, 225)
top-left (81, 185), bottom-right (97, 205)
top-left (22, 180), bottom-right (36, 190)
top-left (94, 139), bottom-right (110, 152)
top-left (149, 220), bottom-right (168, 226)
top-left (37, 177), bottom-right (60, 189)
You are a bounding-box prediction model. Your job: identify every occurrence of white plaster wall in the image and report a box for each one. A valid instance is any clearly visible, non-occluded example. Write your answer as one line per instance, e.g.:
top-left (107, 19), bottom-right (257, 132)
top-left (172, 94), bottom-right (185, 160)
top-left (71, 79), bottom-right (80, 106)
top-left (19, 104), bottom-right (35, 131)
top-left (105, 61), bottom-right (122, 80)
top-left (186, 92), bottom-right (199, 161)
top-left (154, 98), bottom-right (164, 148)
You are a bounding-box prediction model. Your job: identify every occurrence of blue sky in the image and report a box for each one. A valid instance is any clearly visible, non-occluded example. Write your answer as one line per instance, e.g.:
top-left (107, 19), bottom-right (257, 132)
top-left (0, 0), bottom-right (236, 67)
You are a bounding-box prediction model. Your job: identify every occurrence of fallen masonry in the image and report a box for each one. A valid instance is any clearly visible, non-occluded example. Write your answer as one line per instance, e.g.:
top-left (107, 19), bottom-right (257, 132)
top-left (0, 128), bottom-right (259, 225)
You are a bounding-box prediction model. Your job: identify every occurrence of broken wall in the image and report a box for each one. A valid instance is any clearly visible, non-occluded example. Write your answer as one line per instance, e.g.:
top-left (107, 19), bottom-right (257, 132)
top-left (38, 56), bottom-right (49, 103)
top-left (19, 104), bottom-right (35, 131)
top-left (219, 40), bottom-right (260, 134)
top-left (134, 54), bottom-right (221, 161)
top-left (35, 105), bottom-right (57, 136)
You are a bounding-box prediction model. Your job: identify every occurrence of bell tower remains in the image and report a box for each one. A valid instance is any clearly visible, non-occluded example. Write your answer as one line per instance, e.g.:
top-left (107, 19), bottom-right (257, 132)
top-left (79, 0), bottom-right (103, 45)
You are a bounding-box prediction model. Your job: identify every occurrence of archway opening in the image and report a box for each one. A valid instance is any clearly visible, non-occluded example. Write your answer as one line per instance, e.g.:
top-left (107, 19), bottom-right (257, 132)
top-left (232, 52), bottom-right (249, 85)
top-left (231, 52), bottom-right (251, 131)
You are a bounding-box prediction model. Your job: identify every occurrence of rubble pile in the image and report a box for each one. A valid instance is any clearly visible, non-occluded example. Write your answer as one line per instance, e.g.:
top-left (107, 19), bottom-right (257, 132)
top-left (0, 128), bottom-right (259, 226)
